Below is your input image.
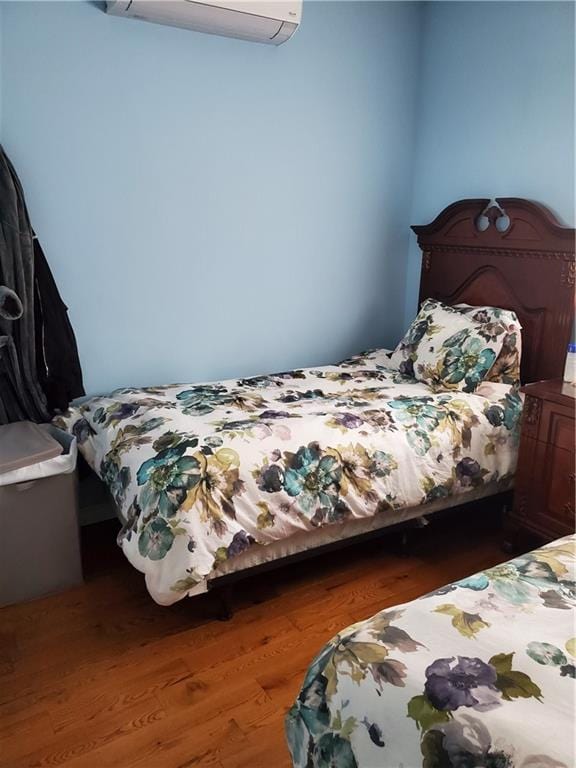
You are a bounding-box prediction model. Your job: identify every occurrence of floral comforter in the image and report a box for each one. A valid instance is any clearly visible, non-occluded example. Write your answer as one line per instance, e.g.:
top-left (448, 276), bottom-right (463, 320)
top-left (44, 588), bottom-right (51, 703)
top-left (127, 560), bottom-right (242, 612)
top-left (286, 535), bottom-right (576, 768)
top-left (55, 349), bottom-right (521, 605)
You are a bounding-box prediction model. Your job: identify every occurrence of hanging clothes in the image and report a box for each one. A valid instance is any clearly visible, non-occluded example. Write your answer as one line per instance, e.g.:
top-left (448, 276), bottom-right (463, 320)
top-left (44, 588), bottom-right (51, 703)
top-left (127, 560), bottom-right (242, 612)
top-left (33, 237), bottom-right (85, 414)
top-left (0, 146), bottom-right (84, 424)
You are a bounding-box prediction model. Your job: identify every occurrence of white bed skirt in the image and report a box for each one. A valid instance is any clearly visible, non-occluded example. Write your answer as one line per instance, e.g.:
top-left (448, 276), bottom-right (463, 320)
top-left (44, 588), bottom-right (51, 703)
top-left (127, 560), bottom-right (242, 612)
top-left (178, 478), bottom-right (513, 598)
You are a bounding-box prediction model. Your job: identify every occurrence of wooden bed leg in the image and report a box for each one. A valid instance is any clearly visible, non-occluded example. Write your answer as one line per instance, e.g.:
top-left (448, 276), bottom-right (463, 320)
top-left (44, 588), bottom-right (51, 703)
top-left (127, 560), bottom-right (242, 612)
top-left (502, 505), bottom-right (521, 554)
top-left (215, 585), bottom-right (234, 621)
top-left (398, 530), bottom-right (411, 558)
top-left (502, 513), bottom-right (523, 554)
top-left (397, 517), bottom-right (428, 558)
top-left (502, 524), bottom-right (521, 555)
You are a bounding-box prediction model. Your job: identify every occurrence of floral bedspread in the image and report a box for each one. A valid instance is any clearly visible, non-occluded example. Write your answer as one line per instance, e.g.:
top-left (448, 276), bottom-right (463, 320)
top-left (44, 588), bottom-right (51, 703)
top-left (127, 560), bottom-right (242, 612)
top-left (286, 534), bottom-right (576, 768)
top-left (55, 349), bottom-right (521, 604)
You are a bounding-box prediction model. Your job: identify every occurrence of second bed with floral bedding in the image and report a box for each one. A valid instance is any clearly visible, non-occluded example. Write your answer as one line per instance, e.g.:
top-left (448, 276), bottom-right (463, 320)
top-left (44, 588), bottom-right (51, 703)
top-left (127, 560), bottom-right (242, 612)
top-left (286, 534), bottom-right (576, 768)
top-left (55, 345), bottom-right (521, 605)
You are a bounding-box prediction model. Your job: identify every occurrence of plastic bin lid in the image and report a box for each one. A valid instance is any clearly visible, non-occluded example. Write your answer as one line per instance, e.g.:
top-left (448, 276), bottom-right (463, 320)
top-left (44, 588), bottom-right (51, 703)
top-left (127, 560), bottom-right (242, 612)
top-left (0, 421), bottom-right (63, 474)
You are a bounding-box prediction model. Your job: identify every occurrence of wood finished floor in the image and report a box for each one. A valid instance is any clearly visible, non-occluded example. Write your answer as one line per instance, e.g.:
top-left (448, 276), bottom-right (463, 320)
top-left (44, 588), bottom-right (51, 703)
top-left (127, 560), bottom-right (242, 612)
top-left (0, 513), bottom-right (510, 768)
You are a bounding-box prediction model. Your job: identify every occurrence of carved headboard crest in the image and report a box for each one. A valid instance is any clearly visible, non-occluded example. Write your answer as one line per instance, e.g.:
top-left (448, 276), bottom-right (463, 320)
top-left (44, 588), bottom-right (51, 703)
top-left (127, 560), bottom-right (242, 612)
top-left (412, 198), bottom-right (575, 383)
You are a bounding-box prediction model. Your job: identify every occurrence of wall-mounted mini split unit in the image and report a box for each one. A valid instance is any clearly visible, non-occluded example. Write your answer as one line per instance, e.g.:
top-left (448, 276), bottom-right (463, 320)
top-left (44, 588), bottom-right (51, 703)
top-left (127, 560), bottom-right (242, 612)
top-left (106, 0), bottom-right (302, 45)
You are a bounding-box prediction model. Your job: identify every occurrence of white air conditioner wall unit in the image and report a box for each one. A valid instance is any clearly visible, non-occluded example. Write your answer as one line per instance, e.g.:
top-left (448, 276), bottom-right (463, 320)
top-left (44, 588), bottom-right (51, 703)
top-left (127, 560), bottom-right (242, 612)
top-left (106, 0), bottom-right (302, 45)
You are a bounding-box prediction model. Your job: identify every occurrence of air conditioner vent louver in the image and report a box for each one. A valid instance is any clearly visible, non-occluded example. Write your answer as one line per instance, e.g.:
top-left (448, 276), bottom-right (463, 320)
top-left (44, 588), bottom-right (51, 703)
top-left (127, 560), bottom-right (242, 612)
top-left (106, 1), bottom-right (302, 45)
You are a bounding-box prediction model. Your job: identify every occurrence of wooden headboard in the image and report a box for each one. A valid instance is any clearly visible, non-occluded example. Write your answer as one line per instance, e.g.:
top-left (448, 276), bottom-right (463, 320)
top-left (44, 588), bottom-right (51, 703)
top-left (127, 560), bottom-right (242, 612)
top-left (412, 198), bottom-right (575, 384)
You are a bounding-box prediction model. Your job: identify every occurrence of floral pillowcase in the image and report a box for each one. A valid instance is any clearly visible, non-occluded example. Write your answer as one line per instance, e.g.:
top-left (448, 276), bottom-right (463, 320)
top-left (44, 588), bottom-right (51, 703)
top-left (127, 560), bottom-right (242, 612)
top-left (452, 303), bottom-right (522, 386)
top-left (389, 299), bottom-right (521, 393)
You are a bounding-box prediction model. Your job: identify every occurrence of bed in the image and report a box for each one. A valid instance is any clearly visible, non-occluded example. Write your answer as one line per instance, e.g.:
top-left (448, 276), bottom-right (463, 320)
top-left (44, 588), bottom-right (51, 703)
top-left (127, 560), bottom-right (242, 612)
top-left (285, 533), bottom-right (576, 768)
top-left (54, 198), bottom-right (575, 606)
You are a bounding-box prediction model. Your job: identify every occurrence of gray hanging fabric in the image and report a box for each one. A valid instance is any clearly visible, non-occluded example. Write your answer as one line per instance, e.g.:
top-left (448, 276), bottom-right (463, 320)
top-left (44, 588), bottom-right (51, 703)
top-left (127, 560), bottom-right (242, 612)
top-left (0, 286), bottom-right (23, 321)
top-left (0, 147), bottom-right (85, 424)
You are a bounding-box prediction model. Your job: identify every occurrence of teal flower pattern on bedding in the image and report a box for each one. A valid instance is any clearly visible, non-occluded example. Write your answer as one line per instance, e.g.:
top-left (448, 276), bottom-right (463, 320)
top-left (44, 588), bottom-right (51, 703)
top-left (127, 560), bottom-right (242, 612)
top-left (389, 299), bottom-right (522, 390)
top-left (286, 535), bottom-right (575, 768)
top-left (453, 303), bottom-right (523, 386)
top-left (54, 349), bottom-right (521, 605)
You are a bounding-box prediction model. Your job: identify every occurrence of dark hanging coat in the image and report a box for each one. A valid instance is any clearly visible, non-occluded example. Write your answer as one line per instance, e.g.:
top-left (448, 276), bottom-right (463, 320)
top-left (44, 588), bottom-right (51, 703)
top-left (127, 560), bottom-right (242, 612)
top-left (0, 147), bottom-right (84, 424)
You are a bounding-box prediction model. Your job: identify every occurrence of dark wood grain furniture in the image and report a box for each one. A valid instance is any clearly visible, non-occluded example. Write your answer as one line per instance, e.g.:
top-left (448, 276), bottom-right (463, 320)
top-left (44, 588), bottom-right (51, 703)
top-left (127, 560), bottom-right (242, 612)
top-left (505, 380), bottom-right (576, 549)
top-left (413, 197), bottom-right (575, 384)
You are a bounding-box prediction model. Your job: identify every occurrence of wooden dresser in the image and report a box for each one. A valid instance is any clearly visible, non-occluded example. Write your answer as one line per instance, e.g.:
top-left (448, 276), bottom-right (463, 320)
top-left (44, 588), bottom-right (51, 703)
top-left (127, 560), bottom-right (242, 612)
top-left (506, 379), bottom-right (576, 550)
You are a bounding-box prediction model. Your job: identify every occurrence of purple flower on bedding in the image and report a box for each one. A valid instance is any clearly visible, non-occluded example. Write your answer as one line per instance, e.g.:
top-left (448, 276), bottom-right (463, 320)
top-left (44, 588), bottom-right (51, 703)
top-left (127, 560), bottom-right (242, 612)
top-left (470, 310), bottom-right (491, 325)
top-left (340, 413), bottom-right (365, 429)
top-left (455, 458), bottom-right (485, 488)
top-left (72, 417), bottom-right (96, 444)
top-left (258, 463), bottom-right (285, 493)
top-left (484, 404), bottom-right (505, 427)
top-left (259, 410), bottom-right (291, 420)
top-left (112, 402), bottom-right (141, 421)
top-left (398, 358), bottom-right (415, 378)
top-left (226, 530), bottom-right (254, 558)
top-left (560, 664), bottom-right (576, 678)
top-left (277, 389), bottom-right (325, 404)
top-left (94, 401), bottom-right (141, 427)
top-left (422, 715), bottom-right (513, 767)
top-left (424, 656), bottom-right (499, 712)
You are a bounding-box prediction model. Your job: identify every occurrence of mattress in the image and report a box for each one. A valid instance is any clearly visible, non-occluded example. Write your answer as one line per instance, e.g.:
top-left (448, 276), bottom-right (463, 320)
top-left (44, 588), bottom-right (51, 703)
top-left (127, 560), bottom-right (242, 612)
top-left (286, 534), bottom-right (576, 768)
top-left (55, 349), bottom-right (521, 605)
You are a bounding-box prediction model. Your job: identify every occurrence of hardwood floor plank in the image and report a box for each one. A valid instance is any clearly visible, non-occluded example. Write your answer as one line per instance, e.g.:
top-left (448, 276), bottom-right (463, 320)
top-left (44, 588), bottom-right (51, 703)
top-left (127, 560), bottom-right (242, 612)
top-left (0, 515), bottom-right (508, 768)
top-left (0, 710), bottom-right (54, 765)
top-left (219, 710), bottom-right (292, 768)
top-left (188, 614), bottom-right (351, 691)
top-left (0, 696), bottom-right (166, 768)
top-left (72, 710), bottom-right (246, 768)
top-left (159, 675), bottom-right (268, 720)
top-left (0, 611), bottom-right (293, 711)
top-left (50, 658), bottom-right (190, 734)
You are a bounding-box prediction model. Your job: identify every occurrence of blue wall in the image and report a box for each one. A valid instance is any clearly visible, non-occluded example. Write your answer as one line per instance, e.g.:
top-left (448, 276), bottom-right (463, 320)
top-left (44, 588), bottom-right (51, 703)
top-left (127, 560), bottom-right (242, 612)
top-left (1, 1), bottom-right (574, 393)
top-left (1, 1), bottom-right (422, 395)
top-left (406, 0), bottom-right (575, 323)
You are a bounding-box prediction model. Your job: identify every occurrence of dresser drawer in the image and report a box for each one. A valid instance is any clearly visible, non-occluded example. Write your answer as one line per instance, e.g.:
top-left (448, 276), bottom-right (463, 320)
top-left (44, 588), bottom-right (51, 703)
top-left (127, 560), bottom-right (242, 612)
top-left (539, 442), bottom-right (575, 526)
top-left (513, 439), bottom-right (575, 539)
top-left (508, 381), bottom-right (575, 547)
top-left (538, 404), bottom-right (576, 451)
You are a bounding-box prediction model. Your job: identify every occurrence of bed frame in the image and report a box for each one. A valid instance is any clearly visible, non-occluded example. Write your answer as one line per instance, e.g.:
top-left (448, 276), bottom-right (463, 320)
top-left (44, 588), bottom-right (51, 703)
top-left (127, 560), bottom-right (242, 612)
top-left (205, 198), bottom-right (575, 618)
